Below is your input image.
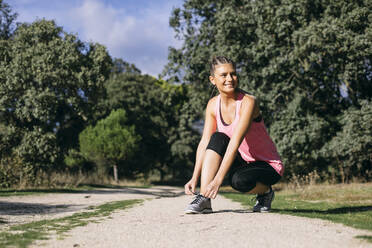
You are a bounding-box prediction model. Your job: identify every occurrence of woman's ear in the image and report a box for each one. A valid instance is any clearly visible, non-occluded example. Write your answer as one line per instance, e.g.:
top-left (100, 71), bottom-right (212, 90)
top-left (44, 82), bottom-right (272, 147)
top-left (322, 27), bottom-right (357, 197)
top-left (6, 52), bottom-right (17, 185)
top-left (209, 75), bottom-right (215, 86)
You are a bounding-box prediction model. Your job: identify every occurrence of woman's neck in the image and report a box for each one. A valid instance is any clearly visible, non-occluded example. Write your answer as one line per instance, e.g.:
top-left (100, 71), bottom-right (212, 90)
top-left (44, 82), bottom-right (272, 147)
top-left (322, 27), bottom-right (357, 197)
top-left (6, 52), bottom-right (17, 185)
top-left (220, 89), bottom-right (238, 105)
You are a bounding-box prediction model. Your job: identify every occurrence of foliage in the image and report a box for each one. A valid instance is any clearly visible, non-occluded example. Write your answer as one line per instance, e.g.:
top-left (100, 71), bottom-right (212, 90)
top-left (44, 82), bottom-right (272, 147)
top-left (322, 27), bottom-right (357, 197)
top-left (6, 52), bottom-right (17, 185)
top-left (0, 155), bottom-right (24, 188)
top-left (64, 148), bottom-right (94, 174)
top-left (79, 109), bottom-right (141, 178)
top-left (269, 93), bottom-right (330, 177)
top-left (0, 0), bottom-right (17, 39)
top-left (0, 2), bottom-right (198, 185)
top-left (104, 71), bottom-right (197, 180)
top-left (165, 0), bottom-right (372, 180)
top-left (321, 100), bottom-right (372, 182)
top-left (111, 58), bottom-right (141, 75)
top-left (0, 19), bottom-right (112, 182)
top-left (166, 0), bottom-right (372, 113)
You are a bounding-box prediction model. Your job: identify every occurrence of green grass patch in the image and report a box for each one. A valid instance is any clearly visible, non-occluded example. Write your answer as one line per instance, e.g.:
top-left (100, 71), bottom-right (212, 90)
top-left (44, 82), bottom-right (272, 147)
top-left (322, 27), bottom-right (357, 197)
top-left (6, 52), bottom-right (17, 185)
top-left (222, 183), bottom-right (372, 243)
top-left (0, 199), bottom-right (143, 248)
top-left (356, 235), bottom-right (372, 242)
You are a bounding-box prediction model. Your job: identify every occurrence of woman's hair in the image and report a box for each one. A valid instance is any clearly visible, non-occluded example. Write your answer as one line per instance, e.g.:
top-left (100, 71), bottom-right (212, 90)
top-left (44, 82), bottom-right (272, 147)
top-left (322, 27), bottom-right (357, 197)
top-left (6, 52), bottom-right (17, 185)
top-left (210, 56), bottom-right (236, 75)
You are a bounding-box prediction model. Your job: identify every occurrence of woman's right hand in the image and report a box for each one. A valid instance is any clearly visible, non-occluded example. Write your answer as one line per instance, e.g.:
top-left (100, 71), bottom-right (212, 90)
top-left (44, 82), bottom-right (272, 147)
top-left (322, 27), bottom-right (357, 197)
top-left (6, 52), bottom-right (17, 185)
top-left (184, 178), bottom-right (197, 195)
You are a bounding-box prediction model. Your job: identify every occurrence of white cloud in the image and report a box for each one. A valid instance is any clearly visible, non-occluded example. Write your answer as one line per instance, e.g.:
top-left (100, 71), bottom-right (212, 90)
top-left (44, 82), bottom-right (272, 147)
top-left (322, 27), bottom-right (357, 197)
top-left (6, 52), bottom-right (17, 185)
top-left (71, 1), bottom-right (134, 47)
top-left (69, 0), bottom-right (182, 76)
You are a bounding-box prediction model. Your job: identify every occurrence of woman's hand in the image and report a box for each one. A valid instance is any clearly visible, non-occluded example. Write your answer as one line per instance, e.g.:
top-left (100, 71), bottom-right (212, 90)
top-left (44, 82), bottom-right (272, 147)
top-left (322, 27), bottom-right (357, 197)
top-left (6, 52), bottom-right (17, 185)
top-left (204, 180), bottom-right (221, 199)
top-left (184, 178), bottom-right (197, 195)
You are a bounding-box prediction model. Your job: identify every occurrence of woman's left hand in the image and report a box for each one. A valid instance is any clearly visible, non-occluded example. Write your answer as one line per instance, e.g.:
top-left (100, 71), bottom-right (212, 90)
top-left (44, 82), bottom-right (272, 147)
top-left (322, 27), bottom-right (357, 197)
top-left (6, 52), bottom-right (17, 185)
top-left (204, 180), bottom-right (221, 199)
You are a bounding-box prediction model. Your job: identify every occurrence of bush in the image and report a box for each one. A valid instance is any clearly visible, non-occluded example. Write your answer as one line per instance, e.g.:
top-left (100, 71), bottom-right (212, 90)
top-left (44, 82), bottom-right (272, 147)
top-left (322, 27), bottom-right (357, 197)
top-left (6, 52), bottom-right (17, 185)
top-left (321, 100), bottom-right (372, 182)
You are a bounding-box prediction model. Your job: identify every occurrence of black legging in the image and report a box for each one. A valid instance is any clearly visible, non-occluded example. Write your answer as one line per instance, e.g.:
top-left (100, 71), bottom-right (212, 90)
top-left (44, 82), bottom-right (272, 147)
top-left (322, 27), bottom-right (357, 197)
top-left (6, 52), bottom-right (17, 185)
top-left (206, 132), bottom-right (281, 192)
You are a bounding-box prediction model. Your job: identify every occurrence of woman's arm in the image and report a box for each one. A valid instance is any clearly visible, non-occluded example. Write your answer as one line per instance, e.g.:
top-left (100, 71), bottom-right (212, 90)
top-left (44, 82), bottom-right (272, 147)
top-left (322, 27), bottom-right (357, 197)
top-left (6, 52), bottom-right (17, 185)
top-left (184, 97), bottom-right (217, 195)
top-left (203, 95), bottom-right (258, 198)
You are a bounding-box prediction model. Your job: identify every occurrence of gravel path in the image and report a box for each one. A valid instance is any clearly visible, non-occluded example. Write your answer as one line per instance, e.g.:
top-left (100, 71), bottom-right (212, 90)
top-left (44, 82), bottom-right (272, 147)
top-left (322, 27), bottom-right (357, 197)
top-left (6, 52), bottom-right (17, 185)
top-left (1, 186), bottom-right (371, 247)
top-left (0, 186), bottom-right (178, 229)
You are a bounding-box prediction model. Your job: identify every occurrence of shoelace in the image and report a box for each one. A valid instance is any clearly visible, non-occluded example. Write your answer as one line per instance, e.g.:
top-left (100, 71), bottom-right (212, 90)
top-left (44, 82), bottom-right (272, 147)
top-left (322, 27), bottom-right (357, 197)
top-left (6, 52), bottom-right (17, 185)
top-left (190, 194), bottom-right (204, 205)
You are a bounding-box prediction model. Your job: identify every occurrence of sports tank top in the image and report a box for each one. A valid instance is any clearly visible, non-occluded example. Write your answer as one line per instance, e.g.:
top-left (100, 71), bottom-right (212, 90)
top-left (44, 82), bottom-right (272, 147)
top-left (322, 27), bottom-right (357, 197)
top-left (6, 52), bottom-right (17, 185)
top-left (215, 92), bottom-right (284, 176)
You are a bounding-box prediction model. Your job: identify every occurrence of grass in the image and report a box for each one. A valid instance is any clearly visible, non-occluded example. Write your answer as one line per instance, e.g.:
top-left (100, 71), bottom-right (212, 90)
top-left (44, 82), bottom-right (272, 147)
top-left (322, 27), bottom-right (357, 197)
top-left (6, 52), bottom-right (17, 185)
top-left (0, 199), bottom-right (143, 248)
top-left (222, 183), bottom-right (372, 243)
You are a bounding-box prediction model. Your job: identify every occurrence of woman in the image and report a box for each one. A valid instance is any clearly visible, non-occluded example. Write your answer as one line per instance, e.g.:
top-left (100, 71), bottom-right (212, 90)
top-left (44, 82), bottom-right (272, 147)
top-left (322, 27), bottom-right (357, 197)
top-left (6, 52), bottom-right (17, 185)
top-left (185, 56), bottom-right (284, 214)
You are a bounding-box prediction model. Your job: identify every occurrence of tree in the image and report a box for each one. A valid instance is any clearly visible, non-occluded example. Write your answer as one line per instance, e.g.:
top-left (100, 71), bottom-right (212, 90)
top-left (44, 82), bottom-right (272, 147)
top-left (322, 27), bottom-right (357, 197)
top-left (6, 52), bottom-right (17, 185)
top-left (320, 100), bottom-right (372, 182)
top-left (164, 0), bottom-right (372, 180)
top-left (269, 93), bottom-right (330, 176)
top-left (166, 0), bottom-right (371, 114)
top-left (0, 19), bottom-right (112, 180)
top-left (0, 0), bottom-right (17, 39)
top-left (104, 70), bottom-right (196, 181)
top-left (79, 109), bottom-right (141, 182)
top-left (112, 58), bottom-right (141, 75)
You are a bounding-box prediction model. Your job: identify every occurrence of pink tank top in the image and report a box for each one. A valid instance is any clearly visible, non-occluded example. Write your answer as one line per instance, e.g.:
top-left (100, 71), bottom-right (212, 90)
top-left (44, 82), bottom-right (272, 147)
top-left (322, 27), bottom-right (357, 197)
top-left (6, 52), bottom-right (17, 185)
top-left (215, 92), bottom-right (284, 176)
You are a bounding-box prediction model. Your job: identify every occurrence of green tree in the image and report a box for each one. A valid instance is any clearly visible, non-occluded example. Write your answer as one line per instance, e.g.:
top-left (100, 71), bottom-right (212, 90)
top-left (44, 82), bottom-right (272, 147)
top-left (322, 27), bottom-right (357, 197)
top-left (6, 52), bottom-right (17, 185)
top-left (164, 0), bottom-right (372, 180)
top-left (79, 109), bottom-right (141, 182)
top-left (321, 100), bottom-right (372, 182)
top-left (104, 70), bottom-right (196, 181)
top-left (166, 0), bottom-right (371, 116)
top-left (112, 58), bottom-right (141, 75)
top-left (0, 19), bottom-right (111, 181)
top-left (0, 0), bottom-right (17, 39)
top-left (269, 93), bottom-right (330, 176)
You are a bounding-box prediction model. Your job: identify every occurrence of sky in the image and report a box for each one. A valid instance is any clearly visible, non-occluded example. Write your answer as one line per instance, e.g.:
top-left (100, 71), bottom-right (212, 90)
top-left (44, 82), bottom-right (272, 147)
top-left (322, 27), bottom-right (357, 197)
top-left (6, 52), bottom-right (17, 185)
top-left (7, 0), bottom-right (184, 77)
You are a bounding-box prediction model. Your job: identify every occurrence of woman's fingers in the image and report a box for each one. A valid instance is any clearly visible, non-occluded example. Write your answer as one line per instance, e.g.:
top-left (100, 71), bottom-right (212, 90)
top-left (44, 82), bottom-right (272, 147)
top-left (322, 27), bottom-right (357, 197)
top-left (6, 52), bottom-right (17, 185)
top-left (184, 183), bottom-right (191, 195)
top-left (205, 181), bottom-right (219, 199)
top-left (190, 185), bottom-right (195, 195)
top-left (185, 181), bottom-right (195, 195)
top-left (205, 191), bottom-right (215, 199)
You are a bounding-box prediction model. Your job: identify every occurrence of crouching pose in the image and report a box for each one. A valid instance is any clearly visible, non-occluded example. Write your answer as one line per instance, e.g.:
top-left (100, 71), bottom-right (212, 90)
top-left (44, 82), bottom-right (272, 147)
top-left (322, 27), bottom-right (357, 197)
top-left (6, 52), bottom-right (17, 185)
top-left (185, 56), bottom-right (284, 214)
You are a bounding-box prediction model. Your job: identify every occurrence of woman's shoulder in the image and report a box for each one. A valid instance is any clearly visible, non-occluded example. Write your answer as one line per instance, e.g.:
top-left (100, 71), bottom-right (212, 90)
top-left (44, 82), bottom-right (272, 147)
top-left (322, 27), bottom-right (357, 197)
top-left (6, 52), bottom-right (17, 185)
top-left (206, 95), bottom-right (219, 117)
top-left (237, 89), bottom-right (257, 103)
top-left (207, 95), bottom-right (219, 107)
top-left (237, 89), bottom-right (260, 118)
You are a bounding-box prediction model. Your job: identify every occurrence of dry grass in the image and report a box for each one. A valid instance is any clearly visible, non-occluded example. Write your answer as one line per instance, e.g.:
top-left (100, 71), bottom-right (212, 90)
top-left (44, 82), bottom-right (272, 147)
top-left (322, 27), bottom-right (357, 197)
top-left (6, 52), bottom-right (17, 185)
top-left (220, 169), bottom-right (372, 205)
top-left (272, 170), bottom-right (372, 204)
top-left (9, 171), bottom-right (151, 191)
top-left (277, 183), bottom-right (372, 204)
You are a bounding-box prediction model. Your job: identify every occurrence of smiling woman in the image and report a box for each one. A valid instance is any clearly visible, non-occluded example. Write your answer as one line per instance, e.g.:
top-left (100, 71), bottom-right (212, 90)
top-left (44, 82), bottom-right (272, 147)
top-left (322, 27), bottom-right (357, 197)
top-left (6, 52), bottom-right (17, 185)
top-left (6, 0), bottom-right (183, 76)
top-left (184, 56), bottom-right (284, 214)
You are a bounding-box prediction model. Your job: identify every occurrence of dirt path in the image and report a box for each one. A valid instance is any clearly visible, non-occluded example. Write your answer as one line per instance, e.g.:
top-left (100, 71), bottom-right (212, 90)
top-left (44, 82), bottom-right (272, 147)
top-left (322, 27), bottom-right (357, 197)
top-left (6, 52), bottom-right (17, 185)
top-left (0, 186), bottom-right (179, 229)
top-left (1, 186), bottom-right (371, 247)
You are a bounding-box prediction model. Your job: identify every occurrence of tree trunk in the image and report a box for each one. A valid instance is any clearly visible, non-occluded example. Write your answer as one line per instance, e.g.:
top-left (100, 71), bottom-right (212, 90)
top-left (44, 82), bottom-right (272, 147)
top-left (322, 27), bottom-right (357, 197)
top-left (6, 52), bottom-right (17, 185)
top-left (113, 165), bottom-right (118, 183)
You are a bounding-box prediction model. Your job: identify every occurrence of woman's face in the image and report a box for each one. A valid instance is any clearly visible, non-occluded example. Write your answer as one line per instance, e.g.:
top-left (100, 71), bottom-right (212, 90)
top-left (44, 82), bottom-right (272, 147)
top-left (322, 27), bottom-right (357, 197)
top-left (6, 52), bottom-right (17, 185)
top-left (209, 63), bottom-right (238, 94)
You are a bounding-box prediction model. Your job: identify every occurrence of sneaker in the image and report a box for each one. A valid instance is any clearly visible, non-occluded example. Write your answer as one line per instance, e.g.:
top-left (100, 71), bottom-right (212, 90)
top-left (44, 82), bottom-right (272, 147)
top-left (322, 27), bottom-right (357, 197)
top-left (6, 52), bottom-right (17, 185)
top-left (253, 187), bottom-right (275, 212)
top-left (185, 194), bottom-right (213, 214)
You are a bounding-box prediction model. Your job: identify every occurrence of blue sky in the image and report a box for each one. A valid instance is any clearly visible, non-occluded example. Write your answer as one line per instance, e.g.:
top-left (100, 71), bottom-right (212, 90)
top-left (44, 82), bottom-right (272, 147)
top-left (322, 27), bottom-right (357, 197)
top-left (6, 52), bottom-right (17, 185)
top-left (7, 0), bottom-right (184, 76)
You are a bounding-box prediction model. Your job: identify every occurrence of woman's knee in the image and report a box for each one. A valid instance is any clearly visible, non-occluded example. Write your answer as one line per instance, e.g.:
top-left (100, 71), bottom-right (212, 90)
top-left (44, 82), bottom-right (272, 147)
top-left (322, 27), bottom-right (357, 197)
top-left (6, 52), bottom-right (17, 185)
top-left (230, 173), bottom-right (256, 192)
top-left (206, 132), bottom-right (230, 157)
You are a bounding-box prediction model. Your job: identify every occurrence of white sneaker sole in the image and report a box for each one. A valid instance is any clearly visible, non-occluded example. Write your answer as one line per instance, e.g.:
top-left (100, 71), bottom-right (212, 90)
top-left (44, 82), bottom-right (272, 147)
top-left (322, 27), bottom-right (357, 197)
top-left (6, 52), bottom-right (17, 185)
top-left (253, 208), bottom-right (270, 213)
top-left (253, 191), bottom-right (275, 212)
top-left (185, 208), bottom-right (213, 214)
